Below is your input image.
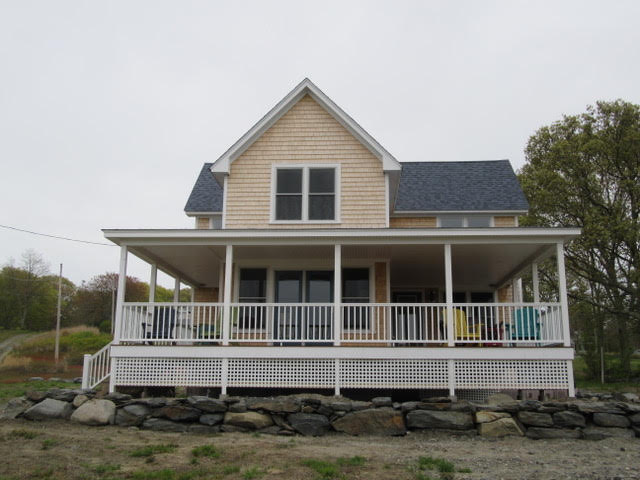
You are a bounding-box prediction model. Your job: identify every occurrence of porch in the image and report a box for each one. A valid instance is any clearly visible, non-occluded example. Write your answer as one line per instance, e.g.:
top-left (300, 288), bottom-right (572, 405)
top-left (86, 227), bottom-right (579, 397)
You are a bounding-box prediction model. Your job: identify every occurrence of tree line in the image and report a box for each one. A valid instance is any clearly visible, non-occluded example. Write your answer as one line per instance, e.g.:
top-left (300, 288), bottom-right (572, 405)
top-left (0, 250), bottom-right (190, 333)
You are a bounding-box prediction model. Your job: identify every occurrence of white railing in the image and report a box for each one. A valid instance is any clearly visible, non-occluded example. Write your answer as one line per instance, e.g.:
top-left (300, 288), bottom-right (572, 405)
top-left (115, 301), bottom-right (565, 346)
top-left (81, 342), bottom-right (112, 390)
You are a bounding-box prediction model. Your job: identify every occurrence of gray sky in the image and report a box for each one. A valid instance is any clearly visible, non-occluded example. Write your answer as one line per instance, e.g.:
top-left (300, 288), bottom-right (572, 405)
top-left (1, 0), bottom-right (639, 287)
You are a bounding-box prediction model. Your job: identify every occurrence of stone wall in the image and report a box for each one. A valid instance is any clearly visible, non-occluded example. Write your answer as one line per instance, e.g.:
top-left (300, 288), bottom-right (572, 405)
top-left (3, 390), bottom-right (639, 440)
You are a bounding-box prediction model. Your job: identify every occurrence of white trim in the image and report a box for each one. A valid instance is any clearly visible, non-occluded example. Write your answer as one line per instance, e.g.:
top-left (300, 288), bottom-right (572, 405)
top-left (333, 244), bottom-right (342, 346)
top-left (173, 277), bottom-right (181, 303)
top-left (112, 246), bottom-right (128, 343)
top-left (149, 264), bottom-right (157, 303)
top-left (556, 242), bottom-right (571, 347)
top-left (109, 345), bottom-right (575, 361)
top-left (392, 210), bottom-right (528, 216)
top-left (269, 164), bottom-right (341, 224)
top-left (185, 212), bottom-right (223, 217)
top-left (384, 173), bottom-right (390, 228)
top-left (221, 176), bottom-right (228, 229)
top-left (210, 78), bottom-right (401, 179)
top-left (222, 245), bottom-right (233, 345)
top-left (444, 244), bottom-right (454, 347)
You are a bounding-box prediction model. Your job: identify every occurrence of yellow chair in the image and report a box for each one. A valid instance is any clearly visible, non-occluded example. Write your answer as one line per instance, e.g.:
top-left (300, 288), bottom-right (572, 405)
top-left (453, 308), bottom-right (482, 341)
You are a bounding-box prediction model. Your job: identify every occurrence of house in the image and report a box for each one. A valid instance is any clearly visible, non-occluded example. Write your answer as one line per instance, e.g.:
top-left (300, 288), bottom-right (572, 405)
top-left (83, 79), bottom-right (580, 400)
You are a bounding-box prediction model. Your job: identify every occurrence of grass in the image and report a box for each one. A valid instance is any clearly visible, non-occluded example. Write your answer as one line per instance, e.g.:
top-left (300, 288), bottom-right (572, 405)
top-left (92, 463), bottom-right (121, 474)
top-left (573, 354), bottom-right (640, 393)
top-left (222, 465), bottom-right (241, 475)
top-left (41, 439), bottom-right (58, 450)
top-left (411, 456), bottom-right (467, 480)
top-left (0, 380), bottom-right (77, 400)
top-left (129, 444), bottom-right (178, 458)
top-left (242, 467), bottom-right (264, 480)
top-left (302, 457), bottom-right (367, 480)
top-left (336, 456), bottom-right (366, 467)
top-left (191, 445), bottom-right (221, 459)
top-left (0, 329), bottom-right (29, 343)
top-left (9, 429), bottom-right (40, 439)
top-left (13, 328), bottom-right (111, 365)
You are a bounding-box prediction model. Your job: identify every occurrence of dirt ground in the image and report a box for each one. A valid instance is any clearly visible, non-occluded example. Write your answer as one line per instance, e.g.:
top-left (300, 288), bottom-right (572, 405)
top-left (0, 418), bottom-right (639, 480)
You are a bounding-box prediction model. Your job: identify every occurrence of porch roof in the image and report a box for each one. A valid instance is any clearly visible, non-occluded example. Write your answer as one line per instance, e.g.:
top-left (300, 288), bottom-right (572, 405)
top-left (103, 227), bottom-right (580, 290)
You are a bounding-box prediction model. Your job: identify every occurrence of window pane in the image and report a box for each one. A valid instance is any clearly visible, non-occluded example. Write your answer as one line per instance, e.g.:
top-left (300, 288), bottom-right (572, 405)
top-left (239, 269), bottom-right (266, 299)
top-left (439, 215), bottom-right (464, 227)
top-left (343, 268), bottom-right (369, 300)
top-left (309, 168), bottom-right (335, 193)
top-left (307, 271), bottom-right (333, 302)
top-left (276, 195), bottom-right (302, 220)
top-left (276, 169), bottom-right (302, 193)
top-left (309, 195), bottom-right (335, 220)
top-left (467, 216), bottom-right (491, 227)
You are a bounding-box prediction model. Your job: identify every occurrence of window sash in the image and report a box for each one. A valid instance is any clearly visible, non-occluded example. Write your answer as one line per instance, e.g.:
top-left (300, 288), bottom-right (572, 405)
top-left (273, 166), bottom-right (337, 222)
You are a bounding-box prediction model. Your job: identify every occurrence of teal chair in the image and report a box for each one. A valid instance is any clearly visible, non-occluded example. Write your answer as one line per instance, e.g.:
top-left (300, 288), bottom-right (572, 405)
top-left (506, 307), bottom-right (540, 340)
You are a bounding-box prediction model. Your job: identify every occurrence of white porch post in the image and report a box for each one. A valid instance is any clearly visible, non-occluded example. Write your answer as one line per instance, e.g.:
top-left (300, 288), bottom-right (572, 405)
top-left (112, 245), bottom-right (128, 343)
top-left (173, 277), bottom-right (181, 303)
top-left (444, 244), bottom-right (454, 347)
top-left (532, 262), bottom-right (540, 303)
top-left (149, 264), bottom-right (157, 303)
top-left (190, 288), bottom-right (195, 303)
top-left (333, 244), bottom-right (342, 347)
top-left (556, 242), bottom-right (571, 347)
top-left (222, 245), bottom-right (233, 346)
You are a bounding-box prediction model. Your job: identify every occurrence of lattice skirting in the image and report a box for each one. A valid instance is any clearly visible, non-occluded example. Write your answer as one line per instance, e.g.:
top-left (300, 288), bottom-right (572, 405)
top-left (113, 357), bottom-right (571, 391)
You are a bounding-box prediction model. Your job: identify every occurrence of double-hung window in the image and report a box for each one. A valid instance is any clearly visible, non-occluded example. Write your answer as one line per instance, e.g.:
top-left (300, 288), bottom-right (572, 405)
top-left (273, 166), bottom-right (338, 222)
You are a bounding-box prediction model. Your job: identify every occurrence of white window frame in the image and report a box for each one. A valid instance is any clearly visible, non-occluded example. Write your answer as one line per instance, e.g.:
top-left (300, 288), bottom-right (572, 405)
top-left (270, 164), bottom-right (341, 224)
top-left (436, 215), bottom-right (495, 228)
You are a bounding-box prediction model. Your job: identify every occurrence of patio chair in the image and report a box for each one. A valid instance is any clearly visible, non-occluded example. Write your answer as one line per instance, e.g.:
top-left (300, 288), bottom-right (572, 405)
top-left (506, 307), bottom-right (540, 341)
top-left (143, 307), bottom-right (176, 340)
top-left (453, 308), bottom-right (482, 342)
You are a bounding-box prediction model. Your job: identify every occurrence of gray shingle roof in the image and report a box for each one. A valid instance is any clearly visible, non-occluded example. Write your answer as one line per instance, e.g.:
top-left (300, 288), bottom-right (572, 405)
top-left (184, 163), bottom-right (223, 213)
top-left (394, 160), bottom-right (529, 212)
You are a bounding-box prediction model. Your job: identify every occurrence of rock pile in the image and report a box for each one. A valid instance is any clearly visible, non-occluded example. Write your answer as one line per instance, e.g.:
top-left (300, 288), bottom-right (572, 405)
top-left (2, 390), bottom-right (639, 439)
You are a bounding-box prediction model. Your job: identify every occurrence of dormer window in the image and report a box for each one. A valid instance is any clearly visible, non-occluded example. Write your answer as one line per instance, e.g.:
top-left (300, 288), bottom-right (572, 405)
top-left (438, 215), bottom-right (493, 227)
top-left (272, 165), bottom-right (339, 222)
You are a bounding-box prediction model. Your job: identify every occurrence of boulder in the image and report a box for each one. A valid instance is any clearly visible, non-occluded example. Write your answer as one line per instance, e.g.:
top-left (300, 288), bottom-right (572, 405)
top-left (246, 397), bottom-right (299, 413)
top-left (420, 396), bottom-right (452, 403)
top-left (0, 397), bottom-right (33, 419)
top-left (477, 418), bottom-right (524, 437)
top-left (104, 392), bottom-right (132, 405)
top-left (228, 400), bottom-right (247, 413)
top-left (406, 410), bottom-right (473, 430)
top-left (199, 414), bottom-right (224, 426)
top-left (153, 405), bottom-right (201, 422)
top-left (129, 397), bottom-right (167, 408)
top-left (142, 418), bottom-right (188, 432)
top-left (401, 401), bottom-right (420, 413)
top-left (371, 397), bottom-right (392, 407)
top-left (45, 388), bottom-right (77, 402)
top-left (26, 391), bottom-right (47, 402)
top-left (187, 396), bottom-right (227, 413)
top-left (24, 398), bottom-right (73, 420)
top-left (115, 404), bottom-right (151, 426)
top-left (526, 427), bottom-right (582, 439)
top-left (614, 392), bottom-right (639, 403)
top-left (475, 411), bottom-right (511, 424)
top-left (224, 411), bottom-right (273, 430)
top-left (332, 408), bottom-right (405, 436)
top-left (552, 411), bottom-right (586, 428)
top-left (350, 401), bottom-right (372, 411)
top-left (517, 411), bottom-right (553, 427)
top-left (582, 426), bottom-right (635, 441)
top-left (571, 401), bottom-right (625, 415)
top-left (188, 424), bottom-right (220, 434)
top-left (518, 400), bottom-right (542, 411)
top-left (592, 413), bottom-right (631, 428)
top-left (71, 399), bottom-right (116, 426)
top-left (416, 402), bottom-right (451, 411)
top-left (450, 401), bottom-right (475, 412)
top-left (629, 412), bottom-right (640, 426)
top-left (72, 377), bottom-right (83, 384)
top-left (73, 395), bottom-right (89, 408)
top-left (287, 413), bottom-right (330, 436)
top-left (326, 400), bottom-right (352, 412)
top-left (486, 393), bottom-right (516, 404)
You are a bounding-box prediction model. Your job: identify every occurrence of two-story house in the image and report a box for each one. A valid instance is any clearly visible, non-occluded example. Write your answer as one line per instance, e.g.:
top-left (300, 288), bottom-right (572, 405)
top-left (83, 79), bottom-right (580, 400)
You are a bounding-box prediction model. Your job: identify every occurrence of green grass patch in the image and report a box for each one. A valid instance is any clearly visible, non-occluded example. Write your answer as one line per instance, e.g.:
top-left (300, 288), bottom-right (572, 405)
top-left (302, 460), bottom-right (342, 480)
top-left (130, 444), bottom-right (178, 458)
top-left (9, 429), bottom-right (39, 439)
top-left (0, 380), bottom-right (77, 400)
top-left (191, 445), bottom-right (221, 459)
top-left (222, 465), bottom-right (240, 475)
top-left (130, 469), bottom-right (176, 480)
top-left (242, 467), bottom-right (264, 480)
top-left (92, 463), bottom-right (121, 474)
top-left (14, 330), bottom-right (112, 364)
top-left (41, 438), bottom-right (58, 450)
top-left (457, 467), bottom-right (472, 473)
top-left (418, 456), bottom-right (455, 473)
top-left (336, 456), bottom-right (366, 467)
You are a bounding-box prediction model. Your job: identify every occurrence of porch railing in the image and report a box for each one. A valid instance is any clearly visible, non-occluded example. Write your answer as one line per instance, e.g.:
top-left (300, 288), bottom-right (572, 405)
top-left (116, 301), bottom-right (565, 346)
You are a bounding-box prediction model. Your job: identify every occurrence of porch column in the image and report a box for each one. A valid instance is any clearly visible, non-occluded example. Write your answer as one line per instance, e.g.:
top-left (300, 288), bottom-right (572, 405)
top-left (222, 244), bottom-right (233, 346)
top-left (173, 278), bottom-right (181, 303)
top-left (444, 244), bottom-right (454, 347)
top-left (532, 262), bottom-right (540, 303)
top-left (556, 242), bottom-right (571, 347)
top-left (149, 264), bottom-right (157, 302)
top-left (333, 244), bottom-right (342, 347)
top-left (190, 288), bottom-right (195, 303)
top-left (112, 245), bottom-right (128, 343)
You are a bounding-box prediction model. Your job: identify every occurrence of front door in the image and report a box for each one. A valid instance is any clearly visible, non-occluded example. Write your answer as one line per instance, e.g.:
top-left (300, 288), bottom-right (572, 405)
top-left (306, 271), bottom-right (333, 344)
top-left (392, 291), bottom-right (423, 341)
top-left (274, 271), bottom-right (303, 343)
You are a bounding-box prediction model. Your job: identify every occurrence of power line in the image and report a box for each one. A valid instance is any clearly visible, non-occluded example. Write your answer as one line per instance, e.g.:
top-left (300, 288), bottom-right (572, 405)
top-left (0, 224), bottom-right (115, 247)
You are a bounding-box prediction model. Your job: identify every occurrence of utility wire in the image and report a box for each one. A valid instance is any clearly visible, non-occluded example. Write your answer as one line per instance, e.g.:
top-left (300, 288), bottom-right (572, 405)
top-left (0, 224), bottom-right (115, 246)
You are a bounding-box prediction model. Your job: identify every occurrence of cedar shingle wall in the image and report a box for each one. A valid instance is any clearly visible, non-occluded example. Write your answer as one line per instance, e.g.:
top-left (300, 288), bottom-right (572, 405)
top-left (389, 217), bottom-right (437, 228)
top-left (196, 217), bottom-right (210, 229)
top-left (224, 95), bottom-right (387, 229)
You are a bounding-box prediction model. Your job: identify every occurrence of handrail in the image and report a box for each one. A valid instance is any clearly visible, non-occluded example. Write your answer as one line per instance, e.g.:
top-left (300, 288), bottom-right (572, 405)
top-left (81, 341), bottom-right (112, 390)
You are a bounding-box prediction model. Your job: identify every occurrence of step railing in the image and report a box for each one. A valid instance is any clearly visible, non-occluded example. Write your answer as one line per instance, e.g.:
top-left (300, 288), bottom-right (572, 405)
top-left (81, 342), bottom-right (112, 390)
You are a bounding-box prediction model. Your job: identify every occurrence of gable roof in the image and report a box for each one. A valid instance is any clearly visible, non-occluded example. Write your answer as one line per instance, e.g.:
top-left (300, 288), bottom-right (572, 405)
top-left (210, 78), bottom-right (401, 182)
top-left (184, 163), bottom-right (223, 213)
top-left (393, 160), bottom-right (529, 212)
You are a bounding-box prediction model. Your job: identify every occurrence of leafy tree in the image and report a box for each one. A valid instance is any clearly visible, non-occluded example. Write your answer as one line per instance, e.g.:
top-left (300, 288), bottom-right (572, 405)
top-left (519, 100), bottom-right (640, 378)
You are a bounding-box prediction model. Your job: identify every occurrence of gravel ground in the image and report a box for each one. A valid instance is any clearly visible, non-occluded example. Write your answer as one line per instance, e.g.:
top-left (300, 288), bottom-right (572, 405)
top-left (0, 418), bottom-right (639, 480)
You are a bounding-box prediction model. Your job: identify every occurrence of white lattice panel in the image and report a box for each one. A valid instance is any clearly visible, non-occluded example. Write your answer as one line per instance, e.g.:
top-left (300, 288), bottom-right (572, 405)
top-left (340, 359), bottom-right (449, 389)
top-left (114, 357), bottom-right (222, 386)
top-left (228, 358), bottom-right (335, 388)
top-left (454, 360), bottom-right (569, 389)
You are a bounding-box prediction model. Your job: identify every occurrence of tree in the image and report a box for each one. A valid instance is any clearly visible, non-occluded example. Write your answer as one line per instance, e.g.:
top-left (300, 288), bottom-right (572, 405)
top-left (519, 100), bottom-right (640, 378)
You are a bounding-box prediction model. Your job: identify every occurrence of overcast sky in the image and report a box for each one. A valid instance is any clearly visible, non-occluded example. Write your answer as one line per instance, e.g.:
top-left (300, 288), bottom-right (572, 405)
top-left (1, 0), bottom-right (639, 287)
